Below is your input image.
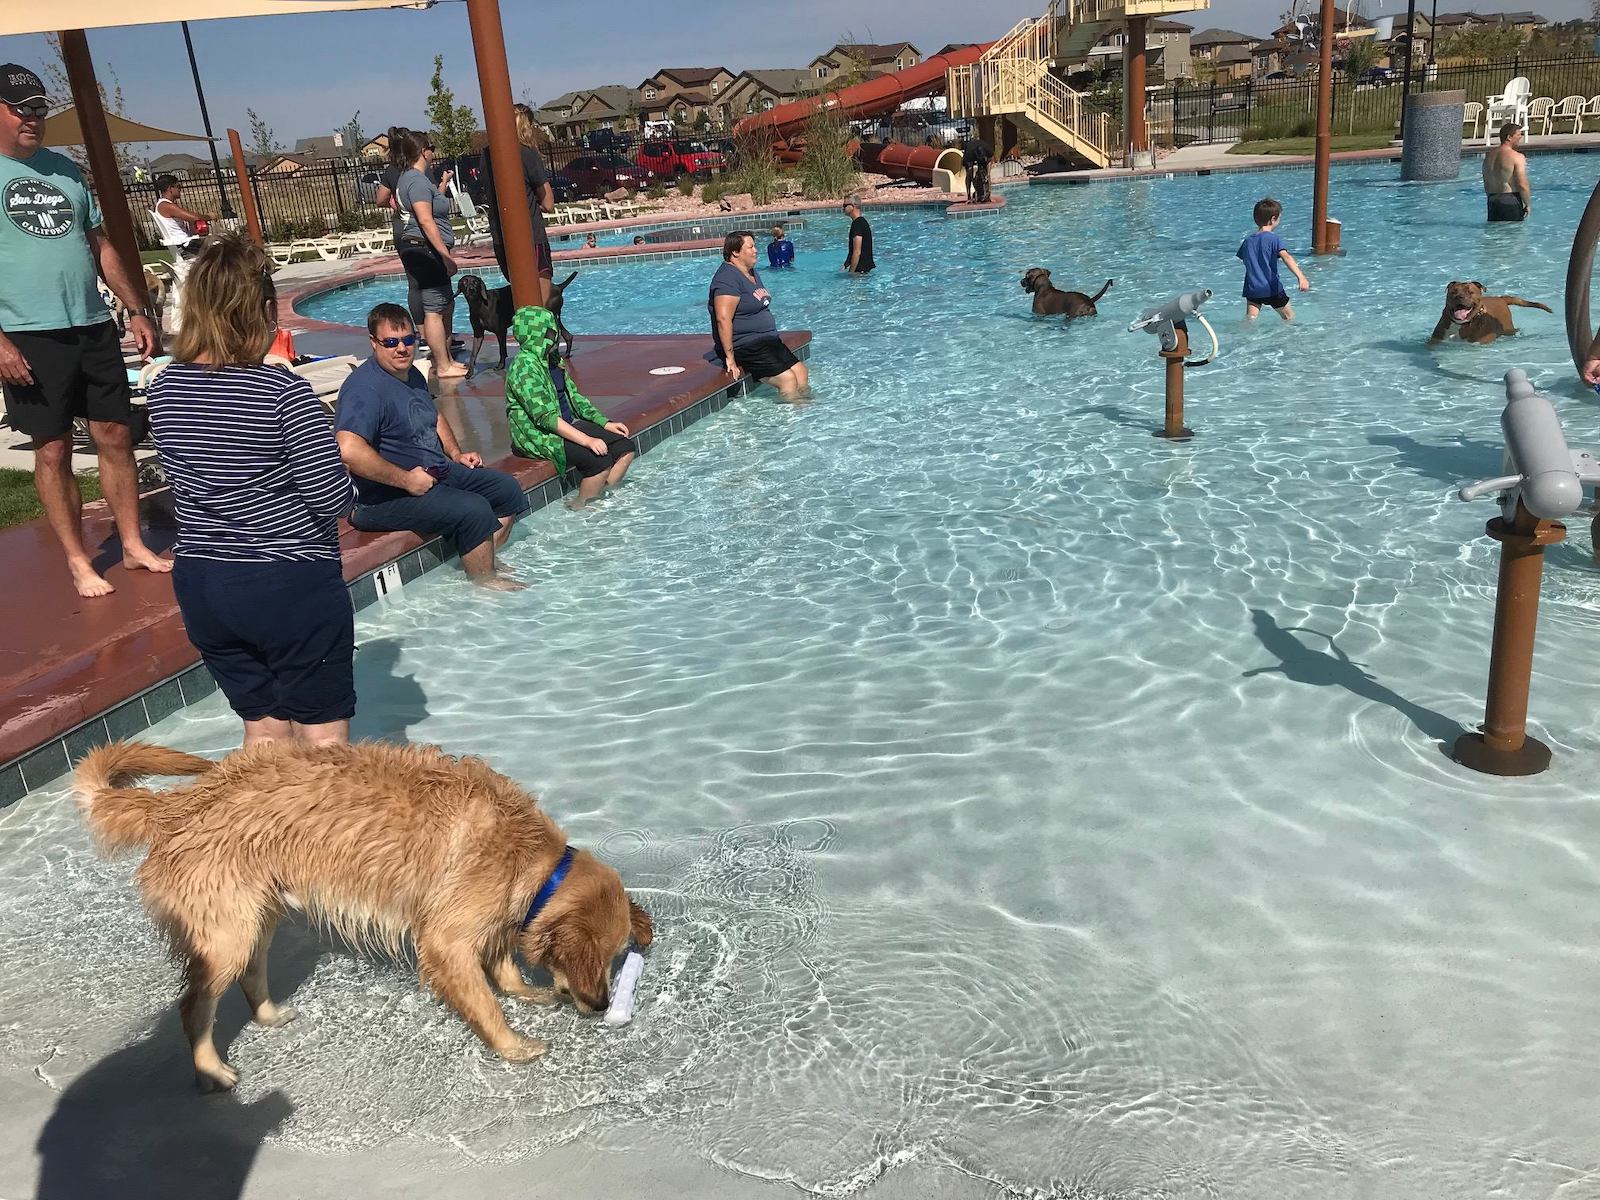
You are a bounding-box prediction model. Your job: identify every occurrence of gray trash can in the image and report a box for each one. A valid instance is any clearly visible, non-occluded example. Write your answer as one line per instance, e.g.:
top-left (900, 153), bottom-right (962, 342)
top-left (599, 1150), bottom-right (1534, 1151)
top-left (1401, 90), bottom-right (1465, 182)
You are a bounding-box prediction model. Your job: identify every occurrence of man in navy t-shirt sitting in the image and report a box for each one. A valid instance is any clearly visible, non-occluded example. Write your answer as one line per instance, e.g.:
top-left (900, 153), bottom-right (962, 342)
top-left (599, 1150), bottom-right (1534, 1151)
top-left (335, 303), bottom-right (530, 591)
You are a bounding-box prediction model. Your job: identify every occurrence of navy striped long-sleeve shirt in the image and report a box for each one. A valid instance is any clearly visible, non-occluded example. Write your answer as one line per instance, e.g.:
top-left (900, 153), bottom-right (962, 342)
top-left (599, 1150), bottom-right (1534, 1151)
top-left (146, 362), bottom-right (356, 562)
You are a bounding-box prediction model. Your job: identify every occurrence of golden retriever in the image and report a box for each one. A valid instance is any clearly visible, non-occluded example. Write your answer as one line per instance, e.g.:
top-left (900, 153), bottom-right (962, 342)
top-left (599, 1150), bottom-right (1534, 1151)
top-left (73, 740), bottom-right (652, 1092)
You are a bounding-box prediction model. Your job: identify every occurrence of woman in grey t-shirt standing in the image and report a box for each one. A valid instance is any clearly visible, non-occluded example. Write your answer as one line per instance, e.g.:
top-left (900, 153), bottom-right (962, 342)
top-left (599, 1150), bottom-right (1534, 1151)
top-left (707, 231), bottom-right (809, 402)
top-left (392, 130), bottom-right (466, 378)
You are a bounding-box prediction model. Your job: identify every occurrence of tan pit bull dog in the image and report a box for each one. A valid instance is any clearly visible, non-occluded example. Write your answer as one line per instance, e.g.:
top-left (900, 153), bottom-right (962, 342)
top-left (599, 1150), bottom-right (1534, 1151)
top-left (1429, 280), bottom-right (1551, 345)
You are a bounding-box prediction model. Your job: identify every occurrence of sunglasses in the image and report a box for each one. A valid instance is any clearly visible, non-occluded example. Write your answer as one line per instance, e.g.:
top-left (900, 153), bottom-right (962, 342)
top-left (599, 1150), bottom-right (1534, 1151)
top-left (7, 103), bottom-right (47, 121)
top-left (373, 333), bottom-right (419, 348)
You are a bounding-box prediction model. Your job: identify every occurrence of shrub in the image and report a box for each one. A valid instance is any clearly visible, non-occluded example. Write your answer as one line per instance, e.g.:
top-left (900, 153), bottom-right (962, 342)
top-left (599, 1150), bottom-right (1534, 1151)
top-left (797, 104), bottom-right (858, 199)
top-left (676, 172), bottom-right (697, 197)
top-left (727, 129), bottom-right (781, 206)
top-left (646, 179), bottom-right (666, 201)
top-left (701, 181), bottom-right (725, 205)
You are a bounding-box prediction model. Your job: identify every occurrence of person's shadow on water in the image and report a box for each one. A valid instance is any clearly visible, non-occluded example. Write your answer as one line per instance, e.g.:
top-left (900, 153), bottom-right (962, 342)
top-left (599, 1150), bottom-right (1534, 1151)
top-left (1242, 608), bottom-right (1464, 747)
top-left (349, 637), bottom-right (430, 743)
top-left (1368, 432), bottom-right (1505, 489)
top-left (35, 921), bottom-right (324, 1200)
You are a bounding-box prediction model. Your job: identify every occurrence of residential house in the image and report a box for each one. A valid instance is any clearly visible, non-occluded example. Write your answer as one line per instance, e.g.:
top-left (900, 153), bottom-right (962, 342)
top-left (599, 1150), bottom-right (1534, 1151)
top-left (721, 69), bottom-right (816, 118)
top-left (808, 42), bottom-right (922, 82)
top-left (293, 134), bottom-right (356, 162)
top-left (261, 153), bottom-right (309, 174)
top-left (935, 43), bottom-right (981, 56)
top-left (1190, 28), bottom-right (1257, 61)
top-left (1078, 18), bottom-right (1194, 79)
top-left (146, 151), bottom-right (209, 175)
top-left (638, 67), bottom-right (737, 127)
top-left (360, 134), bottom-right (390, 162)
top-left (1431, 9), bottom-right (1546, 36)
top-left (1273, 8), bottom-right (1368, 45)
top-left (1251, 38), bottom-right (1292, 77)
top-left (1214, 44), bottom-right (1254, 81)
top-left (534, 85), bottom-right (638, 139)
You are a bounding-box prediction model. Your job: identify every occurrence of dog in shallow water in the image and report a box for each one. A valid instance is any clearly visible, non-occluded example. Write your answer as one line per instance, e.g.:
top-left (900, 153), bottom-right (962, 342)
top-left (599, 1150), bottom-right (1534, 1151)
top-left (457, 270), bottom-right (578, 369)
top-left (1020, 268), bottom-right (1112, 319)
top-left (1428, 280), bottom-right (1552, 345)
top-left (74, 740), bottom-right (651, 1092)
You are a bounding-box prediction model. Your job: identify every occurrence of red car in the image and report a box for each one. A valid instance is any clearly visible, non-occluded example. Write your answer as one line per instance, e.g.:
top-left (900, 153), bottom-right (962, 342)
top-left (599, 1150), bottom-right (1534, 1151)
top-left (635, 138), bottom-right (726, 178)
top-left (558, 154), bottom-right (654, 198)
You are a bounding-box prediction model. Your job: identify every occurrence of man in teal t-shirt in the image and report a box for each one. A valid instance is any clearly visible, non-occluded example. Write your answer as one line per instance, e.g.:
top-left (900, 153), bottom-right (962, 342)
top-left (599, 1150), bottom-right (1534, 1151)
top-left (0, 64), bottom-right (170, 598)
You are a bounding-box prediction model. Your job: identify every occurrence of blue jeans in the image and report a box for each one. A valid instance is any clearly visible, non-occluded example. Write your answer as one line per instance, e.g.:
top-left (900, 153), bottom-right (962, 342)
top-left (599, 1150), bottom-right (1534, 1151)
top-left (351, 461), bottom-right (529, 556)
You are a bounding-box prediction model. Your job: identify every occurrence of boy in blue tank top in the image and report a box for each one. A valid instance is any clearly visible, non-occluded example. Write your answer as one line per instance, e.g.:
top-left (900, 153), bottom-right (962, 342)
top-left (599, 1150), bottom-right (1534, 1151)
top-left (1237, 197), bottom-right (1310, 321)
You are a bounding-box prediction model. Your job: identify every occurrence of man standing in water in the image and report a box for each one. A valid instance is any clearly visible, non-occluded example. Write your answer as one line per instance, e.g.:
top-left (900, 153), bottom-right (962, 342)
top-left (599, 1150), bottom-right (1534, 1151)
top-left (1484, 122), bottom-right (1531, 223)
top-left (842, 200), bottom-right (875, 274)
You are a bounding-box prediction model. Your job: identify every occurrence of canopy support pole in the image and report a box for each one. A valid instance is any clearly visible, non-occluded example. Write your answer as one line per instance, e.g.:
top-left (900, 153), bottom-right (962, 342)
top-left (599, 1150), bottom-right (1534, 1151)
top-left (59, 29), bottom-right (143, 292)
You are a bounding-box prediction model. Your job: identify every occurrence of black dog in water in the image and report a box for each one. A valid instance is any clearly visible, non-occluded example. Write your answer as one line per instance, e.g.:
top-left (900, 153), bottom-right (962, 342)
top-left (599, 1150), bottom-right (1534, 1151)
top-left (456, 271), bottom-right (578, 370)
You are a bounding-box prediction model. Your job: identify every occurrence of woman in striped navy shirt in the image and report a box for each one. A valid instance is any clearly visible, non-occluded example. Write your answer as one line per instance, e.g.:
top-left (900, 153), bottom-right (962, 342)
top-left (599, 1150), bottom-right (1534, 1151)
top-left (147, 233), bottom-right (358, 746)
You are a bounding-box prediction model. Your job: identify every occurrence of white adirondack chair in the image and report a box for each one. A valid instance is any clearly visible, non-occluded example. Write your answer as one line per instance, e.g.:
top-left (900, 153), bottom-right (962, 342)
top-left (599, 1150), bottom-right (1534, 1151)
top-left (1526, 97), bottom-right (1554, 137)
top-left (1462, 100), bottom-right (1484, 140)
top-left (1552, 94), bottom-right (1587, 134)
top-left (1484, 76), bottom-right (1531, 143)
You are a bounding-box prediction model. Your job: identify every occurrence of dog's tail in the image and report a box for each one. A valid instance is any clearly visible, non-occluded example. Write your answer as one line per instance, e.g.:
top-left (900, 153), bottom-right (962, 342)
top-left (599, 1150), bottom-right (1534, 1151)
top-left (1090, 278), bottom-right (1114, 304)
top-left (555, 271), bottom-right (577, 289)
top-left (1506, 297), bottom-right (1553, 313)
top-left (73, 742), bottom-right (215, 852)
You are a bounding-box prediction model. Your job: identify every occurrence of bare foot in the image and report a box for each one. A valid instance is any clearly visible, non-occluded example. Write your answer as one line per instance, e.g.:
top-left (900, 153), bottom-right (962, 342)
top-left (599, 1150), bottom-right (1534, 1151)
top-left (564, 498), bottom-right (588, 511)
top-left (68, 561), bottom-right (115, 598)
top-left (252, 1003), bottom-right (298, 1028)
top-left (123, 544), bottom-right (173, 574)
top-left (435, 364), bottom-right (469, 379)
top-left (472, 574), bottom-right (528, 592)
top-left (194, 1059), bottom-right (239, 1093)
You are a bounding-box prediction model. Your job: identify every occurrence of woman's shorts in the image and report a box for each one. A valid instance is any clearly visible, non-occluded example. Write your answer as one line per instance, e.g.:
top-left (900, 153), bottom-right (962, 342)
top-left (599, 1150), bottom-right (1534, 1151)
top-left (733, 336), bottom-right (801, 381)
top-left (172, 556), bottom-right (355, 725)
top-left (398, 240), bottom-right (456, 314)
top-left (563, 417), bottom-right (637, 478)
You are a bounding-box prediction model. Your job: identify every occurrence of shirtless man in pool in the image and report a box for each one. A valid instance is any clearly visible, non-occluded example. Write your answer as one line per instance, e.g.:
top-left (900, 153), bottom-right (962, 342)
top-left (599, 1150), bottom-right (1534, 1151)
top-left (1483, 123), bottom-right (1531, 223)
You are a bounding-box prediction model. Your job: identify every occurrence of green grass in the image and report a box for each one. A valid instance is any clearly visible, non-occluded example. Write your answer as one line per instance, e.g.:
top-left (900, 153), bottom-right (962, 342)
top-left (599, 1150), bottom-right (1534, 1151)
top-left (1229, 132), bottom-right (1395, 156)
top-left (0, 468), bottom-right (101, 530)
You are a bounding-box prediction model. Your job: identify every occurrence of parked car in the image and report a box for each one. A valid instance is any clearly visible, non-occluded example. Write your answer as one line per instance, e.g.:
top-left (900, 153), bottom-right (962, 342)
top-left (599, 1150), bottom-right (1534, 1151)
top-left (559, 153), bottom-right (654, 197)
top-left (585, 128), bottom-right (632, 153)
top-left (635, 138), bottom-right (726, 178)
top-left (548, 172), bottom-right (580, 204)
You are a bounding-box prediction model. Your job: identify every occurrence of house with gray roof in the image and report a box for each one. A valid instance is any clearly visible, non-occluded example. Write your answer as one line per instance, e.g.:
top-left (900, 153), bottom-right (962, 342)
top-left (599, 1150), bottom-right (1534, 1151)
top-left (721, 69), bottom-right (816, 118)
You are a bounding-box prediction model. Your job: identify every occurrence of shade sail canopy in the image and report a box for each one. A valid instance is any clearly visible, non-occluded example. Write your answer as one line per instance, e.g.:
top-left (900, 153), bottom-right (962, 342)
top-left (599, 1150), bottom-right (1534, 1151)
top-left (0, 0), bottom-right (431, 37)
top-left (44, 105), bottom-right (208, 145)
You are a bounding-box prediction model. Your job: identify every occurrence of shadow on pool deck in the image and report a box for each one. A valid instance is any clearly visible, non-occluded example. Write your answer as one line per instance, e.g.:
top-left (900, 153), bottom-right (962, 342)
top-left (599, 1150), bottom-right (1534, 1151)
top-left (1242, 608), bottom-right (1464, 746)
top-left (34, 922), bottom-right (325, 1200)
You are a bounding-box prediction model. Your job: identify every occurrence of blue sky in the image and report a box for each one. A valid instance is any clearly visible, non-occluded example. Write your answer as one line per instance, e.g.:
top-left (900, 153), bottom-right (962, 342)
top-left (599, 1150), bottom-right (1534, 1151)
top-left (0, 0), bottom-right (1589, 148)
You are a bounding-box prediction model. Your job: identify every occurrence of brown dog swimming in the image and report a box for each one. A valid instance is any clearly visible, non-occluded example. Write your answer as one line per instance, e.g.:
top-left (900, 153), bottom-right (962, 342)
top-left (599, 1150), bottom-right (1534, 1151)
top-left (1021, 268), bottom-right (1112, 319)
top-left (1429, 280), bottom-right (1552, 345)
top-left (74, 740), bottom-right (651, 1092)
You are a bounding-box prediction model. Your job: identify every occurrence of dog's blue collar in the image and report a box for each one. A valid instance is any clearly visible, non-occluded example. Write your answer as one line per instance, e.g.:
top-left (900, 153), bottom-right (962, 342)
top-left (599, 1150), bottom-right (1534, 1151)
top-left (521, 846), bottom-right (575, 930)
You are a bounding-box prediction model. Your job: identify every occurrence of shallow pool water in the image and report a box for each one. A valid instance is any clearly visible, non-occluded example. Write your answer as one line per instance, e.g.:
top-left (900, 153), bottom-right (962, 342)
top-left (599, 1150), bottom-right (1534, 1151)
top-left (9, 158), bottom-right (1600, 1198)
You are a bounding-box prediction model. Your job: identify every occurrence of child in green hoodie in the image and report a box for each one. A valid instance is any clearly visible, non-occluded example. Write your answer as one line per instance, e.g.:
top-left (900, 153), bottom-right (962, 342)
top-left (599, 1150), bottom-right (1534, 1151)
top-left (505, 305), bottom-right (636, 508)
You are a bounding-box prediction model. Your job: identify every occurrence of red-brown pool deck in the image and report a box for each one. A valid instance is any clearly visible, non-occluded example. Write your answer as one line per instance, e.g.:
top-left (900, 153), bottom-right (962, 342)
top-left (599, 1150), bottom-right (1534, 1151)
top-left (0, 328), bottom-right (810, 799)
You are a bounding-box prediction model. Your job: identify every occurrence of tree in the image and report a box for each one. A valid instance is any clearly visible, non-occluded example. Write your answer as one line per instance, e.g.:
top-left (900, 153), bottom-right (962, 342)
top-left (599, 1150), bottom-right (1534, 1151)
top-left (338, 111), bottom-right (364, 157)
top-left (1339, 37), bottom-right (1383, 131)
top-left (1436, 25), bottom-right (1527, 60)
top-left (246, 108), bottom-right (280, 159)
top-left (693, 109), bottom-right (712, 132)
top-left (425, 54), bottom-right (477, 160)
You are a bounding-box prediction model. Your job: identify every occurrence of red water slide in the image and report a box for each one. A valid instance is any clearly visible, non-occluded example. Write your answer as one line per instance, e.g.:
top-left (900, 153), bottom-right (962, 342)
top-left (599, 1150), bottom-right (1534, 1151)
top-left (732, 43), bottom-right (993, 154)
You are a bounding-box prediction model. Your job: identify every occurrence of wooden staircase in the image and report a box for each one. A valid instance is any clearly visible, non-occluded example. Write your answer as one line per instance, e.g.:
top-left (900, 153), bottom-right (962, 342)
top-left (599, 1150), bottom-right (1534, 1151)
top-left (947, 0), bottom-right (1210, 168)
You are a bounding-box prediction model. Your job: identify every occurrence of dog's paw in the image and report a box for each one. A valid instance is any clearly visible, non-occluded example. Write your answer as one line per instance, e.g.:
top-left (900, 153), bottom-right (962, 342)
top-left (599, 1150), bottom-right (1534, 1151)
top-left (254, 1004), bottom-right (298, 1029)
top-left (497, 1036), bottom-right (548, 1063)
top-left (196, 1062), bottom-right (240, 1093)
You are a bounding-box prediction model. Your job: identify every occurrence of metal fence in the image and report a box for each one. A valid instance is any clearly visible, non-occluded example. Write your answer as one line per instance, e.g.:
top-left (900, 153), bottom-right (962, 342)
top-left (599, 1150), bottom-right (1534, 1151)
top-left (1147, 54), bottom-right (1600, 147)
top-left (127, 160), bottom-right (389, 248)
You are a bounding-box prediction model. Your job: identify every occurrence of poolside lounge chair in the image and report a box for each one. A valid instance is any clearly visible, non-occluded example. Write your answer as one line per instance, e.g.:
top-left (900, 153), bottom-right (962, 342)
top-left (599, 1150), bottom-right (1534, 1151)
top-left (1484, 76), bottom-right (1530, 142)
top-left (1462, 100), bottom-right (1484, 141)
top-left (1526, 97), bottom-right (1553, 137)
top-left (1587, 96), bottom-right (1600, 127)
top-left (1552, 95), bottom-right (1587, 134)
top-left (263, 353), bottom-right (361, 410)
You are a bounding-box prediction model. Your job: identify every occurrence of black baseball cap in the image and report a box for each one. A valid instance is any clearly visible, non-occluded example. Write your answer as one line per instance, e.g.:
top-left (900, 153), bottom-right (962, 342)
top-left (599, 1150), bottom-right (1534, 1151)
top-left (0, 66), bottom-right (48, 108)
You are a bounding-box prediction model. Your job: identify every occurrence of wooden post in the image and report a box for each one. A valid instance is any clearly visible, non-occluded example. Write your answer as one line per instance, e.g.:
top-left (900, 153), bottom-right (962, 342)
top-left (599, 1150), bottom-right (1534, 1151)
top-left (1311, 0), bottom-right (1336, 254)
top-left (227, 129), bottom-right (264, 247)
top-left (465, 0), bottom-right (543, 309)
top-left (1153, 325), bottom-right (1194, 441)
top-left (58, 30), bottom-right (141, 288)
top-left (1453, 499), bottom-right (1562, 775)
top-left (1126, 17), bottom-right (1149, 167)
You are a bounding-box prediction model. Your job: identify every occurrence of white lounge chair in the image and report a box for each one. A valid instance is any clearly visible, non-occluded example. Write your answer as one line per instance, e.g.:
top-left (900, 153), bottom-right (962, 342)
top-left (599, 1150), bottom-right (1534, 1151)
top-left (1463, 100), bottom-right (1484, 141)
top-left (1552, 94), bottom-right (1587, 134)
top-left (1586, 96), bottom-right (1600, 128)
top-left (1526, 97), bottom-right (1553, 137)
top-left (1484, 76), bottom-right (1531, 143)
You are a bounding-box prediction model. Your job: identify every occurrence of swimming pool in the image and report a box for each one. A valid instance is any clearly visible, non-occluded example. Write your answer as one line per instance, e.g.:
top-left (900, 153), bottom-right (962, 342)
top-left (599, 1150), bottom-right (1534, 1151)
top-left (8, 157), bottom-right (1600, 1199)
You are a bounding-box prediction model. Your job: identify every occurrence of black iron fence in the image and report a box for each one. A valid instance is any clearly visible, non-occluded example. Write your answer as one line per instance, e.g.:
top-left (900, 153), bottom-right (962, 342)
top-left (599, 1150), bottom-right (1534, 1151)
top-left (1147, 54), bottom-right (1600, 147)
top-left (127, 160), bottom-right (390, 248)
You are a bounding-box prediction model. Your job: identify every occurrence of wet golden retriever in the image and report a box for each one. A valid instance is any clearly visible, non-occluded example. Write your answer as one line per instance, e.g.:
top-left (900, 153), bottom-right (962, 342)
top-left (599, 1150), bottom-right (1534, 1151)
top-left (74, 740), bottom-right (652, 1092)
